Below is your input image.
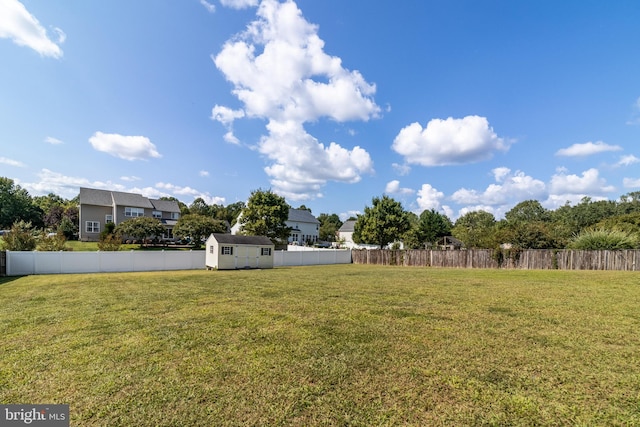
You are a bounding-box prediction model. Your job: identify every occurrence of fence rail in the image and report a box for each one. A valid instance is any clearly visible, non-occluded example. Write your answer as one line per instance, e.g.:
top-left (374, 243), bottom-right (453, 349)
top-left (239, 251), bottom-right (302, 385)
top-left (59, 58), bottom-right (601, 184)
top-left (352, 249), bottom-right (640, 271)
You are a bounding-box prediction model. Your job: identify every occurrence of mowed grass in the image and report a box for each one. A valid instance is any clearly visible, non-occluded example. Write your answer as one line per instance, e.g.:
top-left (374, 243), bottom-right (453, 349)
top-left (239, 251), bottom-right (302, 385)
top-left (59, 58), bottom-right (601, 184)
top-left (1, 265), bottom-right (639, 426)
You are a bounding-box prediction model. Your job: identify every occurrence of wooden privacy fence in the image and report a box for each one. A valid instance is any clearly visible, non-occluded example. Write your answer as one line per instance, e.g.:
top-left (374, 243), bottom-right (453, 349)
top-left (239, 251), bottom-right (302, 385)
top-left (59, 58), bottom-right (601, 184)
top-left (352, 249), bottom-right (640, 271)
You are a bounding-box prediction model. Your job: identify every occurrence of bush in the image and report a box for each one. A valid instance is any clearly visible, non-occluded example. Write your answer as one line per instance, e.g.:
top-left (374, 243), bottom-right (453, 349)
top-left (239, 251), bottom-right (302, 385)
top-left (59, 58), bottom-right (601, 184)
top-left (37, 232), bottom-right (67, 251)
top-left (97, 234), bottom-right (122, 251)
top-left (568, 228), bottom-right (639, 250)
top-left (1, 220), bottom-right (36, 251)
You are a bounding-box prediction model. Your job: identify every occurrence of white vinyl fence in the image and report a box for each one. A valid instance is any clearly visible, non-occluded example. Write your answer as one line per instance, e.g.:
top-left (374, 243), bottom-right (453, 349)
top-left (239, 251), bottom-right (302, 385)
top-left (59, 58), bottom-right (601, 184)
top-left (5, 250), bottom-right (206, 276)
top-left (274, 249), bottom-right (351, 266)
top-left (4, 248), bottom-right (352, 275)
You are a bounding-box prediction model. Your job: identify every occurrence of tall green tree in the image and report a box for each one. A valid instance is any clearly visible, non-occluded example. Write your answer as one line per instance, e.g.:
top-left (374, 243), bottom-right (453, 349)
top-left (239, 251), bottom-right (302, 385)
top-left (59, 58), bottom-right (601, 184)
top-left (238, 189), bottom-right (291, 243)
top-left (317, 213), bottom-right (343, 242)
top-left (173, 214), bottom-right (227, 248)
top-left (452, 210), bottom-right (497, 248)
top-left (353, 195), bottom-right (410, 248)
top-left (418, 209), bottom-right (453, 246)
top-left (0, 177), bottom-right (43, 229)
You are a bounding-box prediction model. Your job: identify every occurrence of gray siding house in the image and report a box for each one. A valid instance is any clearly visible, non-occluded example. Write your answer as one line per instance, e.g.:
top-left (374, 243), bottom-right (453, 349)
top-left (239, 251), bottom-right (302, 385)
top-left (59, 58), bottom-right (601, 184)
top-left (79, 187), bottom-right (181, 242)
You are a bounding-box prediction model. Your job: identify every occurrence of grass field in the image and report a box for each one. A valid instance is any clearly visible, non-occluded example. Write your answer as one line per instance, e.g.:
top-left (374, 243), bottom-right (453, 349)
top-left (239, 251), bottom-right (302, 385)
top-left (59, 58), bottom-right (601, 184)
top-left (1, 265), bottom-right (639, 426)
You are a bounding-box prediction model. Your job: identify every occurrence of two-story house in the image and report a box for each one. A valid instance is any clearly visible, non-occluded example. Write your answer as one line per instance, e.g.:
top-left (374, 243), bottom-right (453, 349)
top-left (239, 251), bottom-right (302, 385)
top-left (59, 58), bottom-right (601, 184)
top-left (230, 208), bottom-right (320, 245)
top-left (78, 187), bottom-right (181, 242)
top-left (286, 208), bottom-right (320, 245)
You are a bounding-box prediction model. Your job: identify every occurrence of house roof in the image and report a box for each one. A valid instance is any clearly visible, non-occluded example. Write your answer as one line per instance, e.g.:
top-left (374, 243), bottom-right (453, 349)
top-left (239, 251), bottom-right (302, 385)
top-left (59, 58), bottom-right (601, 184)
top-left (287, 209), bottom-right (319, 224)
top-left (111, 191), bottom-right (155, 208)
top-left (79, 188), bottom-right (179, 213)
top-left (338, 220), bottom-right (356, 233)
top-left (210, 233), bottom-right (273, 246)
top-left (150, 199), bottom-right (180, 213)
top-left (79, 187), bottom-right (113, 207)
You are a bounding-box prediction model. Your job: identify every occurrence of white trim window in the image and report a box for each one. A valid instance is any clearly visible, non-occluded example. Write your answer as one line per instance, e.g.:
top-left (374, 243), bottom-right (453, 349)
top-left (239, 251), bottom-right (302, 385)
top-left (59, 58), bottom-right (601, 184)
top-left (105, 215), bottom-right (113, 223)
top-left (152, 210), bottom-right (162, 219)
top-left (86, 221), bottom-right (100, 233)
top-left (221, 246), bottom-right (233, 255)
top-left (125, 207), bottom-right (144, 217)
top-left (171, 212), bottom-right (180, 220)
top-left (261, 248), bottom-right (271, 256)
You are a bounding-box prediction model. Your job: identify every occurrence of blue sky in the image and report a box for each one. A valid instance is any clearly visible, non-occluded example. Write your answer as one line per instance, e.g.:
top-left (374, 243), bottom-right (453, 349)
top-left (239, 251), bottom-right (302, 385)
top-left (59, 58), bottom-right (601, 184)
top-left (1, 0), bottom-right (639, 220)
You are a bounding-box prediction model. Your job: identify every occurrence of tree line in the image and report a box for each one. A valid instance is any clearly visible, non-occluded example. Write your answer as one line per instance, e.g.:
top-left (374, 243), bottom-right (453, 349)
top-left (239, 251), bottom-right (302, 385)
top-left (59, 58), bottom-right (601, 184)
top-left (2, 176), bottom-right (640, 251)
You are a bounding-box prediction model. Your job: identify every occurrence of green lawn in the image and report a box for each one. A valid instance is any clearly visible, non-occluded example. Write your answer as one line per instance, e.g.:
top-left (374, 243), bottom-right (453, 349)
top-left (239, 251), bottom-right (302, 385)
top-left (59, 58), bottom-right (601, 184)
top-left (1, 265), bottom-right (639, 426)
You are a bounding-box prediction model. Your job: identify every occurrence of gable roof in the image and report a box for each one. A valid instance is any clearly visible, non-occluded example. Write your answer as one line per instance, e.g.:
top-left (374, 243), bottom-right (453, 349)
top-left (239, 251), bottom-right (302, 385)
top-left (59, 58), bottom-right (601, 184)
top-left (338, 220), bottom-right (356, 233)
top-left (287, 209), bottom-right (319, 224)
top-left (150, 199), bottom-right (180, 213)
top-left (111, 191), bottom-right (154, 208)
top-left (210, 233), bottom-right (273, 246)
top-left (79, 187), bottom-right (179, 213)
top-left (79, 187), bottom-right (113, 207)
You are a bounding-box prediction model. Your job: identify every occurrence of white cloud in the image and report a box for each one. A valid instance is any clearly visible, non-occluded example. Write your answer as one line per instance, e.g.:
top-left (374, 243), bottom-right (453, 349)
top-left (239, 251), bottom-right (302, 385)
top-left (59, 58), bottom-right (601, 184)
top-left (120, 176), bottom-right (141, 182)
top-left (626, 97), bottom-right (640, 125)
top-left (0, 156), bottom-right (25, 167)
top-left (0, 0), bottom-right (63, 58)
top-left (200, 0), bottom-right (216, 13)
top-left (416, 183), bottom-right (444, 213)
top-left (223, 131), bottom-right (241, 145)
top-left (20, 169), bottom-right (126, 199)
top-left (199, 170), bottom-right (210, 177)
top-left (211, 105), bottom-right (245, 125)
top-left (260, 120), bottom-right (373, 200)
top-left (548, 168), bottom-right (615, 197)
top-left (156, 182), bottom-right (225, 205)
top-left (44, 136), bottom-right (63, 144)
top-left (555, 141), bottom-right (622, 157)
top-left (392, 162), bottom-right (411, 176)
top-left (220, 0), bottom-right (259, 9)
top-left (212, 0), bottom-right (380, 199)
top-left (615, 154), bottom-right (640, 167)
top-left (385, 180), bottom-right (414, 196)
top-left (392, 115), bottom-right (510, 166)
top-left (451, 168), bottom-right (546, 207)
top-left (623, 177), bottom-right (640, 188)
top-left (89, 132), bottom-right (161, 161)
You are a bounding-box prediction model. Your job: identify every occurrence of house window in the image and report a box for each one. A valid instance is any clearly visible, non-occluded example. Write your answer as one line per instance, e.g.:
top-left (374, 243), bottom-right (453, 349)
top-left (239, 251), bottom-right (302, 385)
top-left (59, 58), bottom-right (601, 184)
top-left (125, 207), bottom-right (144, 217)
top-left (261, 248), bottom-right (271, 256)
top-left (153, 211), bottom-right (162, 219)
top-left (209, 246), bottom-right (214, 254)
top-left (221, 246), bottom-right (233, 255)
top-left (86, 221), bottom-right (100, 233)
top-left (105, 215), bottom-right (113, 223)
top-left (171, 212), bottom-right (180, 220)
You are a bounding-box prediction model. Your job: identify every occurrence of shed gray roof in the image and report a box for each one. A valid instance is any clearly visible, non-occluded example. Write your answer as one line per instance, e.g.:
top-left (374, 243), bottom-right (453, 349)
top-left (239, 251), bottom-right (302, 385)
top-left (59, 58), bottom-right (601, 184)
top-left (338, 220), bottom-right (356, 232)
top-left (210, 233), bottom-right (273, 246)
top-left (287, 209), bottom-right (319, 224)
top-left (79, 187), bottom-right (113, 207)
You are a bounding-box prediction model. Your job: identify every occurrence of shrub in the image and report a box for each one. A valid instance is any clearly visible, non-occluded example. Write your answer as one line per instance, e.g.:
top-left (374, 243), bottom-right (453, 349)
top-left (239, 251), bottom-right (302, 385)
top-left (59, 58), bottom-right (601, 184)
top-left (568, 228), bottom-right (639, 250)
top-left (1, 220), bottom-right (36, 251)
top-left (37, 231), bottom-right (67, 251)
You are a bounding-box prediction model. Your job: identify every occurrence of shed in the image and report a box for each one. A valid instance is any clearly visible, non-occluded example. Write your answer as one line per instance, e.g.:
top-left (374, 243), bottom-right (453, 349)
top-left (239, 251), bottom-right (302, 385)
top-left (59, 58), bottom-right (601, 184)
top-left (205, 233), bottom-right (274, 270)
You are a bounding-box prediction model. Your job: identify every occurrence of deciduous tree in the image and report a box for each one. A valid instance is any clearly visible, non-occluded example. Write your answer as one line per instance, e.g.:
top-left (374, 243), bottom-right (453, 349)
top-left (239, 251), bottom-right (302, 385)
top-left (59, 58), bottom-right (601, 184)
top-left (353, 195), bottom-right (410, 248)
top-left (238, 189), bottom-right (290, 244)
top-left (173, 214), bottom-right (227, 248)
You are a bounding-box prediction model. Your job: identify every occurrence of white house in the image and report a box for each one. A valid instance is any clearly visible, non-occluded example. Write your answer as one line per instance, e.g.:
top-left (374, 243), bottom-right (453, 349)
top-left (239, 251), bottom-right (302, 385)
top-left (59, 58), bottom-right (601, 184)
top-left (205, 233), bottom-right (274, 270)
top-left (336, 220), bottom-right (356, 247)
top-left (230, 208), bottom-right (320, 246)
top-left (286, 209), bottom-right (320, 245)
